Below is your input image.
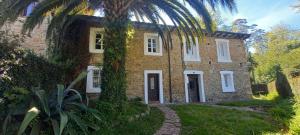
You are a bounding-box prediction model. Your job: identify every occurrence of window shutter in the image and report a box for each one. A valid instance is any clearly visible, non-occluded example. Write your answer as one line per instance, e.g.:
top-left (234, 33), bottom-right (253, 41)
top-left (220, 71), bottom-right (235, 92)
top-left (216, 39), bottom-right (231, 62)
top-left (86, 66), bottom-right (102, 93)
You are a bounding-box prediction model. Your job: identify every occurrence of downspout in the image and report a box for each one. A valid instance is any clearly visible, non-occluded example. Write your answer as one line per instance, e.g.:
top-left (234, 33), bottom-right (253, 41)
top-left (167, 34), bottom-right (173, 103)
top-left (180, 37), bottom-right (187, 103)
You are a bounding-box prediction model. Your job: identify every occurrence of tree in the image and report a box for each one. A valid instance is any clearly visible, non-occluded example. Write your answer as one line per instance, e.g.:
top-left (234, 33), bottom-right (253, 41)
top-left (253, 24), bottom-right (300, 83)
top-left (275, 65), bottom-right (293, 98)
top-left (230, 19), bottom-right (267, 52)
top-left (0, 0), bottom-right (236, 109)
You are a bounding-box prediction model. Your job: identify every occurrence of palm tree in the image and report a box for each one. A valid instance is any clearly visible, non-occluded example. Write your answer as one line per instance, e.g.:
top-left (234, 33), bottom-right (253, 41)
top-left (0, 0), bottom-right (236, 109)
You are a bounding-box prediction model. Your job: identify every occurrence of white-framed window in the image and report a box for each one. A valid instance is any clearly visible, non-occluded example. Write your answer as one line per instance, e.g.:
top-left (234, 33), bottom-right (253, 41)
top-left (183, 37), bottom-right (201, 61)
top-left (216, 39), bottom-right (231, 62)
top-left (144, 33), bottom-right (162, 56)
top-left (89, 28), bottom-right (104, 53)
top-left (86, 66), bottom-right (102, 93)
top-left (220, 71), bottom-right (235, 92)
top-left (22, 2), bottom-right (37, 17)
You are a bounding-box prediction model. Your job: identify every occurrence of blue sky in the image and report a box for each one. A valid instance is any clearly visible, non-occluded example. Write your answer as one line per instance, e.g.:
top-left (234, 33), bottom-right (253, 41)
top-left (220, 0), bottom-right (300, 30)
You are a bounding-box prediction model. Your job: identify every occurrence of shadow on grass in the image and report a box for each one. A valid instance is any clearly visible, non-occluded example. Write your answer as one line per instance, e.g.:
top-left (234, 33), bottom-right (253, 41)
top-left (171, 104), bottom-right (282, 135)
top-left (218, 94), bottom-right (299, 134)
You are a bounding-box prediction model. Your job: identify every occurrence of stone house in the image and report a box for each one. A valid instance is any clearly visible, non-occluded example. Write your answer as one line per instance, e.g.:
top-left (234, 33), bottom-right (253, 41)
top-left (5, 12), bottom-right (252, 103)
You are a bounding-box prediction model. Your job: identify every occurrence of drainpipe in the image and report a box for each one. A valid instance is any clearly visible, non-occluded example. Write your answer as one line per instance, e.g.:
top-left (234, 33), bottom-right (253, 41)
top-left (167, 34), bottom-right (173, 103)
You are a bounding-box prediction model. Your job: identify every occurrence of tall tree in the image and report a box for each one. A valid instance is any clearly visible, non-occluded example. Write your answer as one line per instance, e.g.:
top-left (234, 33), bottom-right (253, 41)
top-left (0, 0), bottom-right (236, 109)
top-left (253, 24), bottom-right (300, 83)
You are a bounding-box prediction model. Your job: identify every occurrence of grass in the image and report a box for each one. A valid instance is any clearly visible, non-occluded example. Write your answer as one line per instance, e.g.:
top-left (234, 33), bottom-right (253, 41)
top-left (99, 107), bottom-right (164, 135)
top-left (171, 104), bottom-right (281, 135)
top-left (84, 100), bottom-right (164, 135)
top-left (217, 92), bottom-right (278, 107)
top-left (217, 92), bottom-right (300, 134)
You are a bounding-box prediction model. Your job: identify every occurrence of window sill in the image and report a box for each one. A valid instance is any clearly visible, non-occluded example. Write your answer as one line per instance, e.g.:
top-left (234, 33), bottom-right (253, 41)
top-left (184, 59), bottom-right (201, 62)
top-left (86, 88), bottom-right (101, 93)
top-left (218, 59), bottom-right (232, 63)
top-left (144, 52), bottom-right (163, 56)
top-left (222, 90), bottom-right (236, 93)
top-left (89, 50), bottom-right (104, 54)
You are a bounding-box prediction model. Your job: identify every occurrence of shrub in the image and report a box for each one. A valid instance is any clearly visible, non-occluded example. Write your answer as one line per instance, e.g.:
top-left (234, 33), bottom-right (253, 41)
top-left (1, 72), bottom-right (101, 135)
top-left (0, 30), bottom-right (65, 98)
top-left (275, 65), bottom-right (293, 98)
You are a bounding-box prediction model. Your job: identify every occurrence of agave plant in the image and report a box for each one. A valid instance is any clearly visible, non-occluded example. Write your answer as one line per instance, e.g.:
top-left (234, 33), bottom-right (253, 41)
top-left (1, 72), bottom-right (101, 135)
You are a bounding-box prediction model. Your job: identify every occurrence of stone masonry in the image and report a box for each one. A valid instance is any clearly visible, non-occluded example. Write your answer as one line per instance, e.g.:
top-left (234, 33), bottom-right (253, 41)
top-left (7, 16), bottom-right (253, 103)
top-left (1, 17), bottom-right (49, 54)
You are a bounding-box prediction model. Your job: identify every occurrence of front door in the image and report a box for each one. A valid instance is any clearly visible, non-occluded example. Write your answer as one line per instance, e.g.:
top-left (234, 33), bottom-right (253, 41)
top-left (148, 73), bottom-right (159, 102)
top-left (188, 74), bottom-right (200, 102)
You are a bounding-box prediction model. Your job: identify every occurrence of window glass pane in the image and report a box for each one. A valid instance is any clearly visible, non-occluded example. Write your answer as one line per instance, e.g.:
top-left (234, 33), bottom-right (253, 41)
top-left (152, 39), bottom-right (156, 44)
top-left (152, 42), bottom-right (157, 48)
top-left (93, 69), bottom-right (101, 88)
top-left (150, 77), bottom-right (155, 89)
top-left (95, 32), bottom-right (104, 50)
top-left (220, 44), bottom-right (225, 56)
top-left (148, 42), bottom-right (152, 49)
top-left (96, 33), bottom-right (102, 39)
top-left (185, 40), bottom-right (198, 60)
top-left (153, 48), bottom-right (157, 52)
top-left (224, 74), bottom-right (229, 87)
top-left (146, 35), bottom-right (160, 54)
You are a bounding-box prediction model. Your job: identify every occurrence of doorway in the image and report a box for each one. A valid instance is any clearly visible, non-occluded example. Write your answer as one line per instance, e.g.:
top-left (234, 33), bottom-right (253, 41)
top-left (144, 70), bottom-right (164, 104)
top-left (148, 73), bottom-right (159, 102)
top-left (188, 74), bottom-right (200, 102)
top-left (184, 71), bottom-right (205, 103)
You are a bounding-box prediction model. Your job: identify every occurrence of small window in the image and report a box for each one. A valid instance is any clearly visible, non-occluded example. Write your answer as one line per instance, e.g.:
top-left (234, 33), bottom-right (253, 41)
top-left (220, 71), bottom-right (235, 92)
top-left (22, 2), bottom-right (37, 17)
top-left (216, 39), bottom-right (231, 62)
top-left (183, 37), bottom-right (200, 61)
top-left (86, 66), bottom-right (102, 93)
top-left (89, 28), bottom-right (104, 53)
top-left (144, 33), bottom-right (162, 56)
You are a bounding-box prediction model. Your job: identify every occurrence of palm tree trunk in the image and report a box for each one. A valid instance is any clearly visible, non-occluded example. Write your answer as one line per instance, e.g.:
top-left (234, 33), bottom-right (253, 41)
top-left (100, 0), bottom-right (130, 110)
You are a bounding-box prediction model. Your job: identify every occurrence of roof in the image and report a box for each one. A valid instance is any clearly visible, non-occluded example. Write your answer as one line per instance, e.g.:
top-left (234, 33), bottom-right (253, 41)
top-left (73, 15), bottom-right (250, 40)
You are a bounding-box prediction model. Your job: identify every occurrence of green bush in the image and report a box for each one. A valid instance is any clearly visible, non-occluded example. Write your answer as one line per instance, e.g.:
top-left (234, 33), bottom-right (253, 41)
top-left (0, 30), bottom-right (65, 91)
top-left (1, 72), bottom-right (101, 135)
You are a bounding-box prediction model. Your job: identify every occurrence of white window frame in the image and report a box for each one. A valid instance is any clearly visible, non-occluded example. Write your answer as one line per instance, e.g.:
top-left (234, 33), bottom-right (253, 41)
top-left (144, 70), bottom-right (164, 104)
top-left (86, 66), bottom-right (102, 93)
top-left (144, 33), bottom-right (163, 56)
top-left (183, 37), bottom-right (201, 61)
top-left (89, 28), bottom-right (105, 53)
top-left (220, 71), bottom-right (235, 92)
top-left (216, 39), bottom-right (232, 62)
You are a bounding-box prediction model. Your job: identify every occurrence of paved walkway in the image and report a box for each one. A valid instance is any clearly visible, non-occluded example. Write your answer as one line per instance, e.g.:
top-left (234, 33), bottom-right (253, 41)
top-left (152, 105), bottom-right (181, 135)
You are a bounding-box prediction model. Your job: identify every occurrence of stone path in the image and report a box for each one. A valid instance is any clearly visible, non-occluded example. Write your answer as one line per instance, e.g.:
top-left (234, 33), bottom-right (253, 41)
top-left (152, 105), bottom-right (181, 135)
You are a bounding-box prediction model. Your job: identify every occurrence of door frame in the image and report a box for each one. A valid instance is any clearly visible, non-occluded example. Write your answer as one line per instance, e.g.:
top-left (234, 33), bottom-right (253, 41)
top-left (184, 70), bottom-right (206, 103)
top-left (144, 70), bottom-right (164, 104)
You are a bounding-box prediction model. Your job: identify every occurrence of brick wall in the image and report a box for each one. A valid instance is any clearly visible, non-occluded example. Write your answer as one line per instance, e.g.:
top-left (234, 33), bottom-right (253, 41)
top-left (1, 17), bottom-right (48, 54)
top-left (6, 18), bottom-right (252, 103)
top-left (86, 25), bottom-right (252, 103)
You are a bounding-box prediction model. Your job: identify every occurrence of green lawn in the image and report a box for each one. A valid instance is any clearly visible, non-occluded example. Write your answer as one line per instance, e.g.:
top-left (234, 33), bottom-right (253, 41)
top-left (84, 100), bottom-right (164, 135)
top-left (218, 93), bottom-right (300, 134)
top-left (171, 104), bottom-right (281, 135)
top-left (93, 107), bottom-right (164, 135)
top-left (109, 107), bottom-right (164, 135)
